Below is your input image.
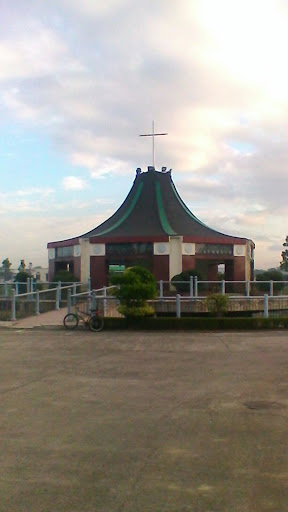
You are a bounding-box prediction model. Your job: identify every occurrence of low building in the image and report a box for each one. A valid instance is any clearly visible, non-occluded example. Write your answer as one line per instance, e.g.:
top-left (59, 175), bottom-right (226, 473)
top-left (47, 166), bottom-right (255, 288)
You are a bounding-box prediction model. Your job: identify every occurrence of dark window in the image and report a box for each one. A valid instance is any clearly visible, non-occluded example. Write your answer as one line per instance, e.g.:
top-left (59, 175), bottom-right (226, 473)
top-left (106, 243), bottom-right (153, 257)
top-left (56, 246), bottom-right (73, 258)
top-left (195, 244), bottom-right (233, 256)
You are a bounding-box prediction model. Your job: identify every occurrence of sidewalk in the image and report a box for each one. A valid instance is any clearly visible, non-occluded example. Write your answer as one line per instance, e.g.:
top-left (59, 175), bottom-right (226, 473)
top-left (0, 307), bottom-right (66, 329)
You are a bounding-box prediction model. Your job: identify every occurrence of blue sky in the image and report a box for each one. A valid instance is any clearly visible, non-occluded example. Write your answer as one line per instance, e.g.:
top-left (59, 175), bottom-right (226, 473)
top-left (1, 0), bottom-right (288, 269)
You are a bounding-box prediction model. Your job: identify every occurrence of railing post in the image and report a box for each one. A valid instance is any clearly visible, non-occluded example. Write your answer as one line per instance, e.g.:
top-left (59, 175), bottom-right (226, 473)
top-left (11, 289), bottom-right (16, 321)
top-left (221, 280), bottom-right (225, 295)
top-left (264, 294), bottom-right (269, 318)
top-left (194, 276), bottom-right (198, 298)
top-left (36, 290), bottom-right (40, 315)
top-left (88, 277), bottom-right (91, 292)
top-left (91, 291), bottom-right (97, 311)
top-left (103, 286), bottom-right (107, 316)
top-left (269, 281), bottom-right (273, 297)
top-left (72, 283), bottom-right (77, 305)
top-left (245, 280), bottom-right (250, 297)
top-left (58, 281), bottom-right (62, 303)
top-left (30, 278), bottom-right (34, 294)
top-left (67, 289), bottom-right (72, 314)
top-left (189, 276), bottom-right (194, 299)
top-left (56, 283), bottom-right (60, 310)
top-left (15, 282), bottom-right (19, 295)
top-left (159, 280), bottom-right (163, 300)
top-left (176, 294), bottom-right (181, 318)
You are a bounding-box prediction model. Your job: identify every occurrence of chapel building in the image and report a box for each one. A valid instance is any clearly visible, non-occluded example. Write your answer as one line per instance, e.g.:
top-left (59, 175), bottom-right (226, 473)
top-left (47, 166), bottom-right (255, 288)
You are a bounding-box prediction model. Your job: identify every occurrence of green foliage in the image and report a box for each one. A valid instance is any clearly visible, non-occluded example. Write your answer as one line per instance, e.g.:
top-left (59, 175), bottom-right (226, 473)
top-left (18, 259), bottom-right (26, 271)
top-left (111, 266), bottom-right (156, 315)
top-left (171, 269), bottom-right (203, 293)
top-left (1, 258), bottom-right (12, 281)
top-left (118, 305), bottom-right (154, 318)
top-left (14, 271), bottom-right (30, 293)
top-left (52, 270), bottom-right (77, 283)
top-left (100, 316), bottom-right (288, 330)
top-left (205, 293), bottom-right (229, 316)
top-left (280, 236), bottom-right (288, 271)
top-left (256, 270), bottom-right (285, 292)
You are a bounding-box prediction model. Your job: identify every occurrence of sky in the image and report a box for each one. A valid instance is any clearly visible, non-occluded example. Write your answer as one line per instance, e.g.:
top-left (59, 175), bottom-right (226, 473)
top-left (1, 0), bottom-right (288, 270)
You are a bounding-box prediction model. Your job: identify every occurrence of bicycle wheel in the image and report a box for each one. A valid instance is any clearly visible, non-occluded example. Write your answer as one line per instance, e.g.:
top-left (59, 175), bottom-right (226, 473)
top-left (89, 315), bottom-right (104, 332)
top-left (63, 313), bottom-right (79, 329)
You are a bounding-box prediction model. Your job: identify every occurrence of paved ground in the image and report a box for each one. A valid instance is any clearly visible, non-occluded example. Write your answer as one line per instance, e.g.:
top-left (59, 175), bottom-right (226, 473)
top-left (0, 308), bottom-right (66, 329)
top-left (1, 329), bottom-right (288, 512)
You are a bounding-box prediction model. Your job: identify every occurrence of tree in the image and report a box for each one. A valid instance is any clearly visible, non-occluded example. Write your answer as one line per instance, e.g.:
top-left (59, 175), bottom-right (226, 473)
top-left (1, 258), bottom-right (12, 281)
top-left (52, 270), bottom-right (77, 283)
top-left (14, 271), bottom-right (30, 293)
top-left (280, 236), bottom-right (288, 271)
top-left (171, 269), bottom-right (203, 293)
top-left (18, 259), bottom-right (26, 272)
top-left (256, 269), bottom-right (285, 293)
top-left (111, 266), bottom-right (156, 317)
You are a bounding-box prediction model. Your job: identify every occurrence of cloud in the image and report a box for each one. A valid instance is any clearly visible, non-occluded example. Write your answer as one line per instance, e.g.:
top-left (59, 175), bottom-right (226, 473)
top-left (62, 176), bottom-right (87, 190)
top-left (1, 0), bottom-right (288, 269)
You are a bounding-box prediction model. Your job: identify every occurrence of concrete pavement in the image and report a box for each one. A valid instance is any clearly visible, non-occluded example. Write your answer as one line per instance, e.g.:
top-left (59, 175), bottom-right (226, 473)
top-left (0, 307), bottom-right (66, 329)
top-left (0, 330), bottom-right (288, 511)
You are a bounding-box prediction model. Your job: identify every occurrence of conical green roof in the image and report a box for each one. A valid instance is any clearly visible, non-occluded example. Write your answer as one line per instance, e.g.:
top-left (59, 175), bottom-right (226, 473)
top-left (82, 167), bottom-right (247, 242)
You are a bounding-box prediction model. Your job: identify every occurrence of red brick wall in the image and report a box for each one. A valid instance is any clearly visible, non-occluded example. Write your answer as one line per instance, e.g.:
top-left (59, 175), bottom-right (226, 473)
top-left (233, 257), bottom-right (246, 281)
top-left (90, 256), bottom-right (106, 289)
top-left (48, 260), bottom-right (55, 281)
top-left (153, 255), bottom-right (169, 281)
top-left (182, 256), bottom-right (196, 273)
top-left (73, 257), bottom-right (81, 281)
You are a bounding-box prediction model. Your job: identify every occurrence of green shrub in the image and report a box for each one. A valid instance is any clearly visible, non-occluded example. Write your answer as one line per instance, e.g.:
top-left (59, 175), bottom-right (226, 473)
top-left (52, 270), bottom-right (77, 283)
top-left (111, 266), bottom-right (156, 310)
top-left (118, 305), bottom-right (155, 318)
top-left (256, 270), bottom-right (285, 293)
top-left (171, 269), bottom-right (202, 293)
top-left (102, 316), bottom-right (288, 330)
top-left (205, 294), bottom-right (229, 316)
top-left (14, 271), bottom-right (30, 294)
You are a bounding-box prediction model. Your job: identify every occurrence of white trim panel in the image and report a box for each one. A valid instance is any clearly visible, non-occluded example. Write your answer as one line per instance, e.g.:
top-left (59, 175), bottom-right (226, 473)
top-left (233, 245), bottom-right (246, 257)
top-left (182, 243), bottom-right (195, 255)
top-left (90, 243), bottom-right (106, 257)
top-left (48, 248), bottom-right (55, 260)
top-left (73, 245), bottom-right (81, 257)
top-left (154, 242), bottom-right (170, 255)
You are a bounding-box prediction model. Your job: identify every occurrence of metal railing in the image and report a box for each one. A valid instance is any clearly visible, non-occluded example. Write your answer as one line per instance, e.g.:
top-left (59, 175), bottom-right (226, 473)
top-left (157, 278), bottom-right (288, 299)
top-left (167, 293), bottom-right (271, 318)
top-left (2, 277), bottom-right (288, 322)
top-left (68, 286), bottom-right (119, 318)
top-left (0, 278), bottom-right (87, 297)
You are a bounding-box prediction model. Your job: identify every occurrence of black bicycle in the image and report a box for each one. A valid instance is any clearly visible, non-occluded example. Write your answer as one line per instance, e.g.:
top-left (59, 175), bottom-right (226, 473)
top-left (63, 306), bottom-right (104, 332)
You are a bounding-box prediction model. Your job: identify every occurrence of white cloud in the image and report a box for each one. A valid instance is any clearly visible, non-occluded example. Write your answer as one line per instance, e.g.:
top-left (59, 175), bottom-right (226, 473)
top-left (62, 176), bottom-right (87, 190)
top-left (1, 0), bottom-right (288, 268)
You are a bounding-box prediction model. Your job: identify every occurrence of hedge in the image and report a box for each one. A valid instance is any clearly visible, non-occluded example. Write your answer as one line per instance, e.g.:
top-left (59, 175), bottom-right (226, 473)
top-left (102, 316), bottom-right (288, 330)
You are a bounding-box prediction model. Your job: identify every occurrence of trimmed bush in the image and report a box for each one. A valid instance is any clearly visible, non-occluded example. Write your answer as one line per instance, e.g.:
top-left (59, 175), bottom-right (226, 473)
top-left (256, 270), bottom-right (285, 293)
top-left (205, 294), bottom-right (229, 316)
top-left (102, 316), bottom-right (288, 330)
top-left (118, 305), bottom-right (154, 318)
top-left (171, 269), bottom-right (202, 293)
top-left (111, 266), bottom-right (156, 317)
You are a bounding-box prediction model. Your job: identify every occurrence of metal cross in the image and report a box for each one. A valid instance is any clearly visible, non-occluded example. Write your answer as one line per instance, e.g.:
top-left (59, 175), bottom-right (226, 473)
top-left (139, 120), bottom-right (168, 168)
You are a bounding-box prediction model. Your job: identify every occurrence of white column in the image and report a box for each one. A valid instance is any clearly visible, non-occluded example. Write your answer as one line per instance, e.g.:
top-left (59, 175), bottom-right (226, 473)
top-left (80, 238), bottom-right (90, 283)
top-left (169, 236), bottom-right (183, 281)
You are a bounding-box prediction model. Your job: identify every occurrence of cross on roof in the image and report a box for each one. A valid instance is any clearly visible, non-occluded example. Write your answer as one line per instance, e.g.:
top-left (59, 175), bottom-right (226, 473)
top-left (139, 120), bottom-right (168, 168)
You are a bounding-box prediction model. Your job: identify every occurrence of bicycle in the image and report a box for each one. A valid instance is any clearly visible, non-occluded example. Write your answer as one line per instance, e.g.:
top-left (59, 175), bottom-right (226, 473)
top-left (63, 306), bottom-right (104, 332)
